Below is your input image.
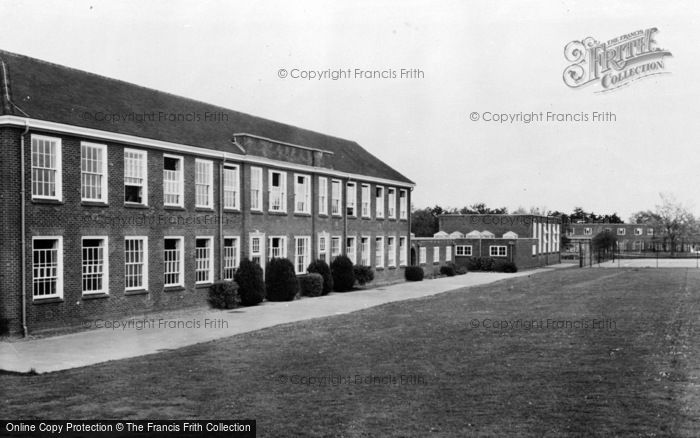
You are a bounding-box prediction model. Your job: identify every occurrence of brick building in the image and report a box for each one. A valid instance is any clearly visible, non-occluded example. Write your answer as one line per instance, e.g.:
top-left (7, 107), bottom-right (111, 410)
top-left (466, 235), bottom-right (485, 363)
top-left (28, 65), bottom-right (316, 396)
top-left (0, 50), bottom-right (414, 334)
top-left (411, 214), bottom-right (562, 271)
top-left (565, 223), bottom-right (662, 253)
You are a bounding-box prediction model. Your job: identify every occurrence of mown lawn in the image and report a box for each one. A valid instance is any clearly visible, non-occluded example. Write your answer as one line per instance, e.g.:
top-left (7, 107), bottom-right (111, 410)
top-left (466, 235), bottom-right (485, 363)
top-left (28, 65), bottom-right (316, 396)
top-left (2, 268), bottom-right (700, 437)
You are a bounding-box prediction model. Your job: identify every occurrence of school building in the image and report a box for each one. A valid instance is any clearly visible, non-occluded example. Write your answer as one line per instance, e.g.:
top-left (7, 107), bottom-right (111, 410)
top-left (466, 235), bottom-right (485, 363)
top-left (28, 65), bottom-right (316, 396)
top-left (0, 50), bottom-right (414, 334)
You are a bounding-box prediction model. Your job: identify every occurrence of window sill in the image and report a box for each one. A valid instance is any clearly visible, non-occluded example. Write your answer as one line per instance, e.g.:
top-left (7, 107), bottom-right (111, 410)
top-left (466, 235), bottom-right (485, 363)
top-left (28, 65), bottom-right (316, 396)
top-left (124, 203), bottom-right (149, 209)
top-left (294, 212), bottom-right (312, 217)
top-left (164, 285), bottom-right (185, 292)
top-left (31, 198), bottom-right (64, 205)
top-left (164, 205), bottom-right (186, 211)
top-left (223, 208), bottom-right (241, 213)
top-left (250, 210), bottom-right (264, 215)
top-left (82, 293), bottom-right (109, 300)
top-left (375, 267), bottom-right (385, 271)
top-left (318, 213), bottom-right (329, 218)
top-left (195, 282), bottom-right (213, 289)
top-left (195, 207), bottom-right (215, 212)
top-left (268, 211), bottom-right (288, 216)
top-left (81, 201), bottom-right (109, 207)
top-left (125, 289), bottom-right (149, 296)
top-left (32, 297), bottom-right (64, 304)
top-left (388, 266), bottom-right (397, 270)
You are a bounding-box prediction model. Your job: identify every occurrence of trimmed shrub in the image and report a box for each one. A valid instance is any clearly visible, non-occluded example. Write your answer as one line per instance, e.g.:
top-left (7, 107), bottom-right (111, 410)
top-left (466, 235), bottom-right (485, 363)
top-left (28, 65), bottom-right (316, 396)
top-left (265, 258), bottom-right (299, 301)
top-left (440, 262), bottom-right (457, 277)
top-left (466, 257), bottom-right (481, 271)
top-left (455, 265), bottom-right (468, 275)
top-left (330, 255), bottom-right (355, 292)
top-left (353, 265), bottom-right (375, 286)
top-left (498, 260), bottom-right (518, 273)
top-left (405, 266), bottom-right (424, 281)
top-left (479, 257), bottom-right (496, 272)
top-left (299, 273), bottom-right (324, 297)
top-left (208, 280), bottom-right (240, 309)
top-left (307, 259), bottom-right (333, 295)
top-left (234, 258), bottom-right (266, 306)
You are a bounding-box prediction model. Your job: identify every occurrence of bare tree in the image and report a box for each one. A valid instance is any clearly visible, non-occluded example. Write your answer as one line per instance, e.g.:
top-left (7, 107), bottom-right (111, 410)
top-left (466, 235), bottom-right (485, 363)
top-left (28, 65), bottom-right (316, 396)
top-left (633, 193), bottom-right (696, 253)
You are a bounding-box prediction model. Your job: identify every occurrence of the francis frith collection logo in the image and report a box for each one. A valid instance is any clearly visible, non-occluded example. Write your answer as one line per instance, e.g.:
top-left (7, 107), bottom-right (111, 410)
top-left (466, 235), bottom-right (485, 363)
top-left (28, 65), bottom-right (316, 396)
top-left (563, 28), bottom-right (672, 92)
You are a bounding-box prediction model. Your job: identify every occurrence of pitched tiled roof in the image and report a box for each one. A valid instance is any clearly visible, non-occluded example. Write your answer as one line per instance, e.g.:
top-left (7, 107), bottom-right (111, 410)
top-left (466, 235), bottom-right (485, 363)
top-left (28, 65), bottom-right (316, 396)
top-left (0, 50), bottom-right (413, 184)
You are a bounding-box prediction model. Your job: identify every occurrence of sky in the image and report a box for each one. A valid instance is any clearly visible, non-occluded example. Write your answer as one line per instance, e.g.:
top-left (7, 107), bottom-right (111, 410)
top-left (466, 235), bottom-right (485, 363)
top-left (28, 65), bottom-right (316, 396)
top-left (1, 0), bottom-right (697, 221)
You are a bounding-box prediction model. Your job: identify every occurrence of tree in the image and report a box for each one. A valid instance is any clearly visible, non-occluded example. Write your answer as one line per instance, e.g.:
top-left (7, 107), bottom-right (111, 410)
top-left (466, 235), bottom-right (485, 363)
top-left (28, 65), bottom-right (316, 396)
top-left (631, 194), bottom-right (696, 253)
top-left (592, 230), bottom-right (617, 261)
top-left (411, 206), bottom-right (440, 237)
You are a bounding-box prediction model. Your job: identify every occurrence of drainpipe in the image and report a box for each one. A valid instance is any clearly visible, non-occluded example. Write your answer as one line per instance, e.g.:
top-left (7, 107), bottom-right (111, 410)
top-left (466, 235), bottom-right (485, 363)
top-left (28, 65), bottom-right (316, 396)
top-left (20, 120), bottom-right (29, 337)
top-left (219, 155), bottom-right (225, 280)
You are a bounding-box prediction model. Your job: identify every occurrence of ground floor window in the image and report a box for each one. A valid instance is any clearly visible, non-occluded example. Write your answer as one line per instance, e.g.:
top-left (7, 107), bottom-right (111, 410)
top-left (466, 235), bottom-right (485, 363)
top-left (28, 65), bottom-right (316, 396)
top-left (399, 237), bottom-right (407, 266)
top-left (82, 237), bottom-right (108, 294)
top-left (295, 236), bottom-right (311, 274)
top-left (490, 245), bottom-right (507, 257)
top-left (445, 245), bottom-right (452, 261)
top-left (195, 237), bottom-right (213, 284)
top-left (164, 237), bottom-right (184, 286)
top-left (346, 236), bottom-right (357, 264)
top-left (250, 234), bottom-right (264, 266)
top-left (433, 246), bottom-right (440, 264)
top-left (32, 237), bottom-right (63, 299)
top-left (223, 237), bottom-right (240, 280)
top-left (375, 236), bottom-right (384, 268)
top-left (387, 237), bottom-right (396, 267)
top-left (456, 245), bottom-right (472, 256)
top-left (419, 247), bottom-right (427, 264)
top-left (331, 236), bottom-right (341, 259)
top-left (318, 233), bottom-right (328, 262)
top-left (268, 236), bottom-right (287, 260)
top-left (361, 237), bottom-right (371, 265)
top-left (125, 237), bottom-right (147, 290)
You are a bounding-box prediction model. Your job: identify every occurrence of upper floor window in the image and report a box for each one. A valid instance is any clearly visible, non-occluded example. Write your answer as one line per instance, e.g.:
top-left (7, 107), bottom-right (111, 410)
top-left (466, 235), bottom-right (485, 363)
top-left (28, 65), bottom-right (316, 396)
top-left (163, 154), bottom-right (184, 207)
top-left (223, 165), bottom-right (240, 210)
top-left (124, 149), bottom-right (147, 205)
top-left (399, 189), bottom-right (408, 219)
top-left (81, 142), bottom-right (107, 202)
top-left (195, 159), bottom-right (213, 208)
top-left (648, 228), bottom-right (654, 236)
top-left (251, 167), bottom-right (263, 211)
top-left (634, 228), bottom-right (643, 236)
top-left (584, 227), bottom-right (592, 235)
top-left (318, 177), bottom-right (328, 215)
top-left (346, 182), bottom-right (357, 217)
top-left (375, 186), bottom-right (385, 218)
top-left (269, 170), bottom-right (287, 212)
top-left (361, 184), bottom-right (371, 218)
top-left (387, 188), bottom-right (396, 219)
top-left (31, 135), bottom-right (62, 201)
top-left (331, 179), bottom-right (342, 216)
top-left (295, 174), bottom-right (311, 214)
top-left (617, 228), bottom-right (626, 236)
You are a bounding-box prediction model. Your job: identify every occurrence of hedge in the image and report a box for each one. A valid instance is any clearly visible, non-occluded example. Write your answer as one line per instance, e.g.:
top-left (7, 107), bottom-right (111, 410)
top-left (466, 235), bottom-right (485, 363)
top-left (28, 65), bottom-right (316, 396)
top-left (298, 273), bottom-right (324, 297)
top-left (208, 280), bottom-right (240, 309)
top-left (234, 258), bottom-right (265, 306)
top-left (307, 259), bottom-right (333, 295)
top-left (330, 255), bottom-right (355, 292)
top-left (405, 266), bottom-right (424, 281)
top-left (265, 258), bottom-right (299, 301)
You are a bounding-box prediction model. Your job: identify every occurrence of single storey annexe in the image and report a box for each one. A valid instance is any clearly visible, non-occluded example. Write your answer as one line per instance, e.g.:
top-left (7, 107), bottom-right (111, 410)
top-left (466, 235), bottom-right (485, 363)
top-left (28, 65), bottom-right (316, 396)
top-left (0, 50), bottom-right (414, 334)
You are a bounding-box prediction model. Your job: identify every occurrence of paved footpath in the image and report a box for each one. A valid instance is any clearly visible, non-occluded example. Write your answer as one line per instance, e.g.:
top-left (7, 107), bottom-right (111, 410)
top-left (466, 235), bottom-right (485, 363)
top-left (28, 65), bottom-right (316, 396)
top-left (0, 265), bottom-right (571, 373)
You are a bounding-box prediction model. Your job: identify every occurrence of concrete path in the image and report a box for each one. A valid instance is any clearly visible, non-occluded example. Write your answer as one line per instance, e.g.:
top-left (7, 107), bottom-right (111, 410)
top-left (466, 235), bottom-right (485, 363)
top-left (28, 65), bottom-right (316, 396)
top-left (0, 265), bottom-right (571, 373)
top-left (594, 258), bottom-right (700, 268)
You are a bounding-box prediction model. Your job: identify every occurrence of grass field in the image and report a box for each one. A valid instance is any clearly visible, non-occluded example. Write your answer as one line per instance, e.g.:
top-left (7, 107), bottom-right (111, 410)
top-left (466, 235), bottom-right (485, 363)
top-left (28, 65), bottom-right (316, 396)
top-left (2, 268), bottom-right (700, 436)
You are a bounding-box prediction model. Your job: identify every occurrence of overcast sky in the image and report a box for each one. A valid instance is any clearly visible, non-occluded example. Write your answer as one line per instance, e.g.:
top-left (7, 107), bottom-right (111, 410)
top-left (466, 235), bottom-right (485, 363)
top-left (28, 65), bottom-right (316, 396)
top-left (1, 0), bottom-right (697, 220)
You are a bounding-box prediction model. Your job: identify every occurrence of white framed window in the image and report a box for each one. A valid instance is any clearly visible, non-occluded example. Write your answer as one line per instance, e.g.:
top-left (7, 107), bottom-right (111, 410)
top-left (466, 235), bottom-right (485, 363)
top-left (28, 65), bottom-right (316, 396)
top-left (124, 148), bottom-right (147, 205)
top-left (433, 246), bottom-right (440, 263)
top-left (634, 228), bottom-right (643, 236)
top-left (361, 184), bottom-right (371, 218)
top-left (361, 236), bottom-right (371, 265)
top-left (490, 245), bottom-right (507, 257)
top-left (446, 245), bottom-right (453, 261)
top-left (331, 179), bottom-right (342, 216)
top-left (387, 236), bottom-right (396, 267)
top-left (250, 232), bottom-right (265, 266)
top-left (346, 182), bottom-right (357, 217)
top-left (163, 154), bottom-right (184, 207)
top-left (125, 237), bottom-right (148, 291)
top-left (267, 236), bottom-right (287, 260)
top-left (419, 247), bottom-right (427, 264)
top-left (223, 237), bottom-right (240, 281)
top-left (195, 237), bottom-right (214, 284)
top-left (346, 236), bottom-right (357, 264)
top-left (318, 232), bottom-right (329, 262)
top-left (81, 142), bottom-right (108, 202)
top-left (251, 167), bottom-right (263, 211)
top-left (31, 135), bottom-right (62, 201)
top-left (223, 165), bottom-right (240, 210)
top-left (295, 174), bottom-right (311, 214)
top-left (375, 236), bottom-right (384, 268)
top-left (399, 237), bottom-right (407, 266)
top-left (195, 159), bottom-right (214, 208)
top-left (164, 237), bottom-right (184, 287)
top-left (32, 236), bottom-right (63, 299)
top-left (617, 227), bottom-right (626, 236)
top-left (269, 170), bottom-right (287, 212)
top-left (584, 227), bottom-right (592, 235)
top-left (387, 188), bottom-right (396, 219)
top-left (456, 245), bottom-right (472, 256)
top-left (295, 236), bottom-right (311, 275)
top-left (399, 189), bottom-right (408, 220)
top-left (648, 228), bottom-right (654, 236)
top-left (375, 186), bottom-right (385, 218)
top-left (318, 176), bottom-right (328, 216)
top-left (82, 237), bottom-right (108, 294)
top-left (331, 236), bottom-right (341, 258)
